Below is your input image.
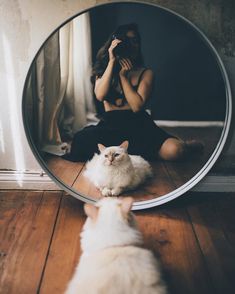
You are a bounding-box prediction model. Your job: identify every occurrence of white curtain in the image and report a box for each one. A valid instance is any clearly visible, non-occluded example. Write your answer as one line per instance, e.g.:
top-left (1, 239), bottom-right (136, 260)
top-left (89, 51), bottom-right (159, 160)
top-left (28, 12), bottom-right (98, 156)
top-left (59, 13), bottom-right (98, 139)
top-left (35, 31), bottom-right (63, 154)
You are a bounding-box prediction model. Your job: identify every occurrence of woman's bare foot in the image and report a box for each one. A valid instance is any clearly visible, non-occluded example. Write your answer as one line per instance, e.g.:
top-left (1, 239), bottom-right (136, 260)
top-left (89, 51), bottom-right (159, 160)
top-left (184, 140), bottom-right (204, 156)
top-left (158, 138), bottom-right (204, 161)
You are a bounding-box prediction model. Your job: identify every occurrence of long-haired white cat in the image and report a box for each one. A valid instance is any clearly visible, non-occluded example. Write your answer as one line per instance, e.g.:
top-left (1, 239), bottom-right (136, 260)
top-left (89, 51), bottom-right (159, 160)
top-left (65, 197), bottom-right (167, 294)
top-left (83, 141), bottom-right (152, 196)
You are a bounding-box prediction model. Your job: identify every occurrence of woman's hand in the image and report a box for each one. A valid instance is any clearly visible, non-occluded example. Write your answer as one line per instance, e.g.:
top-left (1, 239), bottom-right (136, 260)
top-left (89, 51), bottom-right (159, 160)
top-left (108, 39), bottom-right (122, 61)
top-left (119, 58), bottom-right (133, 77)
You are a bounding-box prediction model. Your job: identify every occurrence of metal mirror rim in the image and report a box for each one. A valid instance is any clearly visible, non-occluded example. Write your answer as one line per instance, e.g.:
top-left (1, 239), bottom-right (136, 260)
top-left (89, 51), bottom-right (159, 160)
top-left (22, 1), bottom-right (232, 210)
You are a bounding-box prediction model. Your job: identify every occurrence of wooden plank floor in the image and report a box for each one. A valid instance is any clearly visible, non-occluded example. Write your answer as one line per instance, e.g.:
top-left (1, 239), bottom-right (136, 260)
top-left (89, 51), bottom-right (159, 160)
top-left (44, 126), bottom-right (222, 201)
top-left (0, 190), bottom-right (234, 293)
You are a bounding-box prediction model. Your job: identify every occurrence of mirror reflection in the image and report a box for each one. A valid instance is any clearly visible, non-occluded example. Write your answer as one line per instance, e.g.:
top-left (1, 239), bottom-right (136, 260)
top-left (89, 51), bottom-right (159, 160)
top-left (24, 2), bottom-right (226, 203)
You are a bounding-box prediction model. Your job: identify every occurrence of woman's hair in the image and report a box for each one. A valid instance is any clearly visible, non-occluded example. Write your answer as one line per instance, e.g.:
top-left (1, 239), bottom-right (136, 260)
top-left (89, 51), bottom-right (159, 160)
top-left (91, 23), bottom-right (144, 85)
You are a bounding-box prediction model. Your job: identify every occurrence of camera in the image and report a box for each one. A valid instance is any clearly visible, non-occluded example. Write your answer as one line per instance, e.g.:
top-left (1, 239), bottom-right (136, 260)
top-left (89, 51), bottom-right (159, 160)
top-left (112, 34), bottom-right (133, 59)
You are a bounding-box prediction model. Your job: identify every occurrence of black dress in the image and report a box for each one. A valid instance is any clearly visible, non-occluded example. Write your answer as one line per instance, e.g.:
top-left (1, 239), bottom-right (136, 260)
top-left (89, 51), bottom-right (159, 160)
top-left (63, 69), bottom-right (174, 162)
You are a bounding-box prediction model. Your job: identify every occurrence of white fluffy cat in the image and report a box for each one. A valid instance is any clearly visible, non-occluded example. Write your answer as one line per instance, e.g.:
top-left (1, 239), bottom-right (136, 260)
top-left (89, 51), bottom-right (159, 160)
top-left (83, 141), bottom-right (152, 196)
top-left (65, 197), bottom-right (167, 294)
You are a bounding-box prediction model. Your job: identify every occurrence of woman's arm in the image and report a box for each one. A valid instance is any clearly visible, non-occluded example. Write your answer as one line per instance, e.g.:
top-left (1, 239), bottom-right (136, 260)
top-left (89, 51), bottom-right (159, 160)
top-left (94, 59), bottom-right (115, 101)
top-left (94, 39), bottom-right (121, 101)
top-left (119, 59), bottom-right (154, 112)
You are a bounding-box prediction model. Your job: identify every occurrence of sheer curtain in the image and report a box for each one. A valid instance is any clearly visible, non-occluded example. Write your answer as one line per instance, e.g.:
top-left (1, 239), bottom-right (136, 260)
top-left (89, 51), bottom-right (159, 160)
top-left (29, 12), bottom-right (98, 156)
top-left (59, 13), bottom-right (98, 140)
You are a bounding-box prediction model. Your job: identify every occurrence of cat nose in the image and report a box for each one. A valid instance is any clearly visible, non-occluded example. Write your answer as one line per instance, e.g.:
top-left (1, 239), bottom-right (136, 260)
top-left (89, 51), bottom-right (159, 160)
top-left (108, 158), bottom-right (114, 165)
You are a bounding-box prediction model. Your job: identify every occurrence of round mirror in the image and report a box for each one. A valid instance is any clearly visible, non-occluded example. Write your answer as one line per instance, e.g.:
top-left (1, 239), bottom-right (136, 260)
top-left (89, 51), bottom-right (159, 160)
top-left (22, 2), bottom-right (231, 209)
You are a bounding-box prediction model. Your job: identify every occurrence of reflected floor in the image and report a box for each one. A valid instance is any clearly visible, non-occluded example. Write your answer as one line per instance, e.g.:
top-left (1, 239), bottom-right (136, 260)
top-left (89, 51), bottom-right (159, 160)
top-left (44, 126), bottom-right (222, 202)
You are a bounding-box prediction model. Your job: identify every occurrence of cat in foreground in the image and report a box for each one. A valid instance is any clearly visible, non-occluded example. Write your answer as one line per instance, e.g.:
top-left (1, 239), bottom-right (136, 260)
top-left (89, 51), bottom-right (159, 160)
top-left (84, 141), bottom-right (152, 196)
top-left (65, 197), bottom-right (167, 294)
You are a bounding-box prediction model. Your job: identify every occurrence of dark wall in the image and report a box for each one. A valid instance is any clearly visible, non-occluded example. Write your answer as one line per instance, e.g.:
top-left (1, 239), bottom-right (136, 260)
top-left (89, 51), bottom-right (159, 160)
top-left (90, 2), bottom-right (226, 121)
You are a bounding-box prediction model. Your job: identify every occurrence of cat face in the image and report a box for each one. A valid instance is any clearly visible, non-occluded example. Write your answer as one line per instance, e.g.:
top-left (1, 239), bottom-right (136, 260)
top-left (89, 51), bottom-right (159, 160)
top-left (101, 147), bottom-right (127, 166)
top-left (98, 141), bottom-right (129, 166)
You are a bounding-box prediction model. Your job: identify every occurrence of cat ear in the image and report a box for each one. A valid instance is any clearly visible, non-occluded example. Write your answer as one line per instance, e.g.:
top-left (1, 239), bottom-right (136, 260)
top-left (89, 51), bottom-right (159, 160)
top-left (120, 140), bottom-right (129, 150)
top-left (121, 197), bottom-right (134, 214)
top-left (84, 203), bottom-right (99, 220)
top-left (98, 143), bottom-right (106, 152)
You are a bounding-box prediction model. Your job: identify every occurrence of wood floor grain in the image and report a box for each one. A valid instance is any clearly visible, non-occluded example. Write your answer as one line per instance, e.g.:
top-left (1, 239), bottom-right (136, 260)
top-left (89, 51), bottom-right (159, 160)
top-left (0, 190), bottom-right (234, 294)
top-left (0, 191), bottom-right (62, 294)
top-left (187, 193), bottom-right (235, 293)
top-left (39, 195), bottom-right (85, 294)
top-left (136, 199), bottom-right (213, 294)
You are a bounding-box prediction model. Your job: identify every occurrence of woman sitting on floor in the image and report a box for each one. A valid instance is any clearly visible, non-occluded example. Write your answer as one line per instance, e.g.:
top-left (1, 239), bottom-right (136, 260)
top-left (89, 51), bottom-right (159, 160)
top-left (64, 23), bottom-right (203, 162)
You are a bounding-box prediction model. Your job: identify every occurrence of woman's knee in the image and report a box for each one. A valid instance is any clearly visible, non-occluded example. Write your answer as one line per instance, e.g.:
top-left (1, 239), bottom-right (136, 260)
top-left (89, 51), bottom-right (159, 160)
top-left (70, 130), bottom-right (97, 159)
top-left (158, 138), bottom-right (185, 161)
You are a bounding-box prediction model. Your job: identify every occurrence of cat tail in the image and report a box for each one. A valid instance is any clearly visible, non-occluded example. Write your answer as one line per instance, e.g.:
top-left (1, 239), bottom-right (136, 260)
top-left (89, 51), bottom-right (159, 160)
top-left (129, 155), bottom-right (153, 188)
top-left (131, 155), bottom-right (153, 178)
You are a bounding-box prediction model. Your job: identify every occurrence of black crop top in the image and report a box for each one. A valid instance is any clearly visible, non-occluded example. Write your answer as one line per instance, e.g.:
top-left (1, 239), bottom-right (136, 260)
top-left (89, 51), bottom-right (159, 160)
top-left (105, 68), bottom-right (148, 106)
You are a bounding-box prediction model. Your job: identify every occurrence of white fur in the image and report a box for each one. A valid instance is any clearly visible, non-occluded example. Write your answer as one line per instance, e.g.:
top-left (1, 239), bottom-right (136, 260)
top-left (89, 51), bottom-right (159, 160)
top-left (83, 145), bottom-right (152, 196)
top-left (65, 198), bottom-right (167, 294)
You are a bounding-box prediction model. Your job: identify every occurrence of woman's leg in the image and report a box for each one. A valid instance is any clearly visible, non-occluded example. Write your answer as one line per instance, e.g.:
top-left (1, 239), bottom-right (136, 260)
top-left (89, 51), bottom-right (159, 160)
top-left (63, 127), bottom-right (97, 161)
top-left (66, 125), bottom-right (126, 162)
top-left (158, 138), bottom-right (204, 161)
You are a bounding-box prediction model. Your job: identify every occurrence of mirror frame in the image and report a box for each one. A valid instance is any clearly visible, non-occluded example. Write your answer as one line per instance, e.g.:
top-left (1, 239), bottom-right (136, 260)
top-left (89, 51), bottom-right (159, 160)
top-left (22, 1), bottom-right (232, 210)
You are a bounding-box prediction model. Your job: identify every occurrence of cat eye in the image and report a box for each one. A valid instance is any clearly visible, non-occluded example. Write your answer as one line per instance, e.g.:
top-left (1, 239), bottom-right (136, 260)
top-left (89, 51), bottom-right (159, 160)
top-left (114, 153), bottom-right (120, 157)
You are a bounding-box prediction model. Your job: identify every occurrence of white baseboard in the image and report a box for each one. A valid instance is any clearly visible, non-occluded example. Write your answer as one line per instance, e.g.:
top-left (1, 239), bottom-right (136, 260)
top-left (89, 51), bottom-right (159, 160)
top-left (155, 120), bottom-right (224, 127)
top-left (0, 171), bottom-right (61, 190)
top-left (0, 171), bottom-right (234, 192)
top-left (192, 174), bottom-right (235, 192)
